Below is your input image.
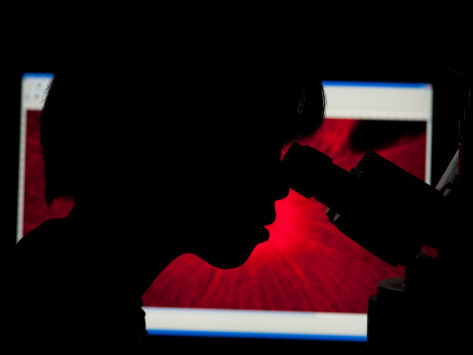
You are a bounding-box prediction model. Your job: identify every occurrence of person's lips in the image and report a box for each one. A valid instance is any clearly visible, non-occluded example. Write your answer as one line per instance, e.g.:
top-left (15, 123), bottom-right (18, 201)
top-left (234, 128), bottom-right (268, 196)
top-left (249, 224), bottom-right (270, 243)
top-left (260, 226), bottom-right (270, 241)
top-left (262, 209), bottom-right (277, 226)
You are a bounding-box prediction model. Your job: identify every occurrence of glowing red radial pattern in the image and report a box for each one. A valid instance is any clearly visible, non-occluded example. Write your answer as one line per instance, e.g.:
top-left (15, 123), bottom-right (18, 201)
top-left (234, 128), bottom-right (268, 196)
top-left (142, 118), bottom-right (426, 313)
top-left (22, 110), bottom-right (74, 237)
top-left (23, 111), bottom-right (426, 313)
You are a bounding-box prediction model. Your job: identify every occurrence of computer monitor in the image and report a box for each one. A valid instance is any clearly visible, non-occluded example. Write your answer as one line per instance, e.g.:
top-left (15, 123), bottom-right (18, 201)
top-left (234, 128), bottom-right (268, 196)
top-left (17, 74), bottom-right (433, 342)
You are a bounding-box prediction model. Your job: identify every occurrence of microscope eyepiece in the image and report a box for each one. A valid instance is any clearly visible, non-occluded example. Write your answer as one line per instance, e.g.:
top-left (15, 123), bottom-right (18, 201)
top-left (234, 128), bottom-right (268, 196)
top-left (281, 143), bottom-right (446, 266)
top-left (282, 142), bottom-right (362, 217)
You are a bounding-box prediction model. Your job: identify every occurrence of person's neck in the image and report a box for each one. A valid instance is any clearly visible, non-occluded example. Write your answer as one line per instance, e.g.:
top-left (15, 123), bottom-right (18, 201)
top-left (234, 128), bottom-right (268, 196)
top-left (65, 201), bottom-right (182, 297)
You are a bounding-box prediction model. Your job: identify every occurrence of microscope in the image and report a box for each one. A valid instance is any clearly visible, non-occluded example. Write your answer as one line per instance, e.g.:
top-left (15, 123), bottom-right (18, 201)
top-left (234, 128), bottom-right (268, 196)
top-left (281, 70), bottom-right (471, 351)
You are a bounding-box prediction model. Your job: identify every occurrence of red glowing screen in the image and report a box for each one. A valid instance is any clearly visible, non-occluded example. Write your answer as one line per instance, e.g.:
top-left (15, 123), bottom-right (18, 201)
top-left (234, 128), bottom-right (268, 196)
top-left (22, 112), bottom-right (426, 313)
top-left (18, 77), bottom-right (432, 339)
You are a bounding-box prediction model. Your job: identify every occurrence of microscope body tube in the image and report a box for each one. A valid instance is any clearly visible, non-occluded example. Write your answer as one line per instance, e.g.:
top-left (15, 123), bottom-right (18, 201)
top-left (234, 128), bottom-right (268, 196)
top-left (281, 143), bottom-right (447, 266)
top-left (281, 142), bottom-right (363, 217)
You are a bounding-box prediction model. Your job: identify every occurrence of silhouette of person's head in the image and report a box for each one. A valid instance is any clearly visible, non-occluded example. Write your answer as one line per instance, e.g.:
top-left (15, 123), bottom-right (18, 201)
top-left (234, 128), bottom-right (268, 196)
top-left (40, 50), bottom-right (325, 271)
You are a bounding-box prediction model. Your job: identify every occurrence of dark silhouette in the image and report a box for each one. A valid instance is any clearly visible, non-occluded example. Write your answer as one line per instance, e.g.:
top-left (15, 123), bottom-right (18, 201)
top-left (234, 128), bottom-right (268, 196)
top-left (8, 51), bottom-right (325, 353)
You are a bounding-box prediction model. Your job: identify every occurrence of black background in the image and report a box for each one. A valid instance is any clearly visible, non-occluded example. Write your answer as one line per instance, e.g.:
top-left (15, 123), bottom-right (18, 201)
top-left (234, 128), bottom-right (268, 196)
top-left (3, 44), bottom-right (471, 353)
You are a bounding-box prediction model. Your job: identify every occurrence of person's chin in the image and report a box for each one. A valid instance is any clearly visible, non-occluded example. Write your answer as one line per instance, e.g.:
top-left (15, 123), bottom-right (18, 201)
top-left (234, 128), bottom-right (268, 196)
top-left (199, 226), bottom-right (269, 269)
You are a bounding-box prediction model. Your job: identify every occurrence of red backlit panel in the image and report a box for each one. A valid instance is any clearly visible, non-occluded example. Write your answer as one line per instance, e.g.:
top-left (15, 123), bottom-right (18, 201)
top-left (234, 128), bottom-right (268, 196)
top-left (142, 118), bottom-right (425, 313)
top-left (23, 110), bottom-right (74, 237)
top-left (23, 113), bottom-right (425, 313)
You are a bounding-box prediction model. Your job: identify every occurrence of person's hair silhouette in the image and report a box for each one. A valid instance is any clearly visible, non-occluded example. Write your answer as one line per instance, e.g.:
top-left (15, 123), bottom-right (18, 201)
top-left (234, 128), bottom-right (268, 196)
top-left (10, 51), bottom-right (325, 353)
